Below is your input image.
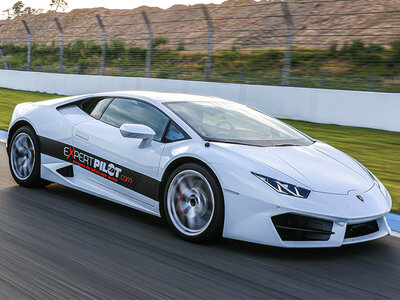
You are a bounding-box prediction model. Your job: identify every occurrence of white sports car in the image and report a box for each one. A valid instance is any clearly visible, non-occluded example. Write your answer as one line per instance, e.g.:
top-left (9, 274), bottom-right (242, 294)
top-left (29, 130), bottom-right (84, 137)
top-left (7, 91), bottom-right (392, 247)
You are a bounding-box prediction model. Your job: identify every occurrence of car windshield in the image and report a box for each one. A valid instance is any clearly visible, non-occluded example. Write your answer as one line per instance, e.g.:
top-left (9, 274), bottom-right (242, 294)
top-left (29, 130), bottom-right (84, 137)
top-left (165, 101), bottom-right (313, 147)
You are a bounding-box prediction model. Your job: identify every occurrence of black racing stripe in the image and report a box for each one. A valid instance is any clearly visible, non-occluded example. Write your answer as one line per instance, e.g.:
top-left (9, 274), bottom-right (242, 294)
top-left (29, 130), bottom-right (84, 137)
top-left (39, 136), bottom-right (160, 201)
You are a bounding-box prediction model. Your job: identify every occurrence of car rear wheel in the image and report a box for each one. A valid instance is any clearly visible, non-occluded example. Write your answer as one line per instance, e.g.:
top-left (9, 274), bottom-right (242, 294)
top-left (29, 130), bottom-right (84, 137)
top-left (164, 163), bottom-right (224, 242)
top-left (8, 126), bottom-right (49, 187)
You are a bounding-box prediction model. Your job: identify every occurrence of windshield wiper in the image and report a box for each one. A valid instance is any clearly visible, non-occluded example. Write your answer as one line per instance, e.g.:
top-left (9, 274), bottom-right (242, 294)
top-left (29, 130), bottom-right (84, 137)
top-left (204, 138), bottom-right (253, 146)
top-left (274, 143), bottom-right (298, 147)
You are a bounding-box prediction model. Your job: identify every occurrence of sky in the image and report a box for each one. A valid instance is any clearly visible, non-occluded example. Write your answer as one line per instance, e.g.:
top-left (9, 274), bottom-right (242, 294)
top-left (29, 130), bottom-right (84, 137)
top-left (0, 0), bottom-right (228, 13)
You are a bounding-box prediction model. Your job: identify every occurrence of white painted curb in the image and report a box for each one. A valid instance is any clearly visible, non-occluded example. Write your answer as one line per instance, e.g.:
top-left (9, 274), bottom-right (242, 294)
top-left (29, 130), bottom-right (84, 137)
top-left (391, 231), bottom-right (400, 238)
top-left (0, 130), bottom-right (6, 143)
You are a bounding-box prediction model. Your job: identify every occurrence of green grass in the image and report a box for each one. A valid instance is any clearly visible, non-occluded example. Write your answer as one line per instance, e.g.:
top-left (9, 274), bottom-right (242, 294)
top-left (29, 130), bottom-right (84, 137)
top-left (0, 88), bottom-right (399, 213)
top-left (0, 88), bottom-right (61, 130)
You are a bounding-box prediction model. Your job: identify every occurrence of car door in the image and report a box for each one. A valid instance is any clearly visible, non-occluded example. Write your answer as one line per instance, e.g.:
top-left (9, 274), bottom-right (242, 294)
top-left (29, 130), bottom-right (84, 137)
top-left (72, 97), bottom-right (170, 207)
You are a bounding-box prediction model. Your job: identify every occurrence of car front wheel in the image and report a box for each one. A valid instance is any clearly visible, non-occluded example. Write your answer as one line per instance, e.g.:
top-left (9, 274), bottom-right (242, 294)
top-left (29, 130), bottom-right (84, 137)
top-left (8, 126), bottom-right (48, 187)
top-left (164, 163), bottom-right (224, 242)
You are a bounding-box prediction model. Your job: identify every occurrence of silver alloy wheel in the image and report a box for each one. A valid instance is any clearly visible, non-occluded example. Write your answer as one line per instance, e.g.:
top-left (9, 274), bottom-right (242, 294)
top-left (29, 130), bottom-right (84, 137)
top-left (167, 170), bottom-right (215, 236)
top-left (10, 132), bottom-right (36, 180)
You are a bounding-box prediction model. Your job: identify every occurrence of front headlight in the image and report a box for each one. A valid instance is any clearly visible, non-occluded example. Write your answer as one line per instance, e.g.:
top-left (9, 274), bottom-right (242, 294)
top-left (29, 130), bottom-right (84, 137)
top-left (252, 172), bottom-right (311, 198)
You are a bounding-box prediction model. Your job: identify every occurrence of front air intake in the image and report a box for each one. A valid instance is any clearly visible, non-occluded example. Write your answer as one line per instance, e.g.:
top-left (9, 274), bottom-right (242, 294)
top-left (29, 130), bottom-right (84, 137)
top-left (272, 213), bottom-right (334, 241)
top-left (345, 220), bottom-right (379, 238)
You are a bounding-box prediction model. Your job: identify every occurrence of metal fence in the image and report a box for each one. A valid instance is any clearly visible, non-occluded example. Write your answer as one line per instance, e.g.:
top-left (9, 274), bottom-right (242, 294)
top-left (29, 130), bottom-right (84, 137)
top-left (1, 0), bottom-right (400, 92)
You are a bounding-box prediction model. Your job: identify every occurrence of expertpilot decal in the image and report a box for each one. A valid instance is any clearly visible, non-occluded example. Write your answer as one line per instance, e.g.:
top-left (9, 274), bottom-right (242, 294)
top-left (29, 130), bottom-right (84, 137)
top-left (39, 136), bottom-right (159, 200)
top-left (64, 146), bottom-right (125, 183)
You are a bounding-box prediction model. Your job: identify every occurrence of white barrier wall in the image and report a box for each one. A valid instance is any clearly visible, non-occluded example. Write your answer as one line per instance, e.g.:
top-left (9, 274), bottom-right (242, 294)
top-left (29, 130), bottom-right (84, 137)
top-left (1, 70), bottom-right (399, 132)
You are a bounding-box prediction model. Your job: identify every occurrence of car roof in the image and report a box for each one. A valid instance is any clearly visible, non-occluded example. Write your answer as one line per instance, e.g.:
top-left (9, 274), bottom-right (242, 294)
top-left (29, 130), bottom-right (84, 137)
top-left (95, 91), bottom-right (229, 104)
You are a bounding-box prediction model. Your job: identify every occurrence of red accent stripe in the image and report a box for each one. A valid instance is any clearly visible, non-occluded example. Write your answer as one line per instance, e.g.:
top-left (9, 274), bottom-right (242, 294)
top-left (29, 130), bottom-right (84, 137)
top-left (66, 147), bottom-right (75, 160)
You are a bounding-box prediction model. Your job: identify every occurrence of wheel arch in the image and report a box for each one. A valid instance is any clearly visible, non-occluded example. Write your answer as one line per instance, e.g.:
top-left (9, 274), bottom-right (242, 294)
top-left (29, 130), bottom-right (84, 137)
top-left (158, 156), bottom-right (224, 217)
top-left (7, 120), bottom-right (36, 152)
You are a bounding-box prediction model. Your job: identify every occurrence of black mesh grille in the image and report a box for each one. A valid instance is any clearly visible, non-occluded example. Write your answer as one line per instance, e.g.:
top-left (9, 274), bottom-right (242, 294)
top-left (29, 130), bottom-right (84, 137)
top-left (272, 213), bottom-right (334, 241)
top-left (345, 220), bottom-right (379, 239)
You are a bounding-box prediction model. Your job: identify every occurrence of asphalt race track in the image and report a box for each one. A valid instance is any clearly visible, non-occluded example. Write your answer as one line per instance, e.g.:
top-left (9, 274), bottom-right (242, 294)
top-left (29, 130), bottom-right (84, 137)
top-left (0, 144), bottom-right (399, 299)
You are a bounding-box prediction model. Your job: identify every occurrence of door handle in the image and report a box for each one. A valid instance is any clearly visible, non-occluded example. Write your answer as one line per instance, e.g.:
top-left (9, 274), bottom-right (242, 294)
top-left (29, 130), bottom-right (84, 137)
top-left (74, 131), bottom-right (89, 141)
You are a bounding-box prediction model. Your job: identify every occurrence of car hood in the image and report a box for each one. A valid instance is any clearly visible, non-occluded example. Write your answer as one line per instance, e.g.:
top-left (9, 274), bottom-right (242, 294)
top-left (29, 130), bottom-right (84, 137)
top-left (215, 141), bottom-right (373, 195)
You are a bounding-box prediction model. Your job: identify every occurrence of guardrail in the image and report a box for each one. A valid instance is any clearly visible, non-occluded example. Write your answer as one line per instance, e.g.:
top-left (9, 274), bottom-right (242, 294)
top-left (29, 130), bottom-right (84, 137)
top-left (0, 69), bottom-right (399, 132)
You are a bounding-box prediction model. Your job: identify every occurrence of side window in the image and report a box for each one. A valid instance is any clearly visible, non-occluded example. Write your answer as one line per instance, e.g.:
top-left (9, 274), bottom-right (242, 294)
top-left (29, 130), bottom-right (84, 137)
top-left (79, 97), bottom-right (112, 119)
top-left (100, 98), bottom-right (169, 142)
top-left (164, 122), bottom-right (188, 143)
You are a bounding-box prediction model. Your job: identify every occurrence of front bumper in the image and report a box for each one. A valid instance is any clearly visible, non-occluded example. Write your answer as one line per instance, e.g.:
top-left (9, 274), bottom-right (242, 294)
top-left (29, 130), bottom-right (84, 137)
top-left (274, 214), bottom-right (390, 248)
top-left (222, 182), bottom-right (391, 248)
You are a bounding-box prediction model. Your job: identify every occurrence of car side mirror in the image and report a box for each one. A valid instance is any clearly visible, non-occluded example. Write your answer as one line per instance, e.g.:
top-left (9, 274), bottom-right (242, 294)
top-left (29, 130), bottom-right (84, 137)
top-left (120, 124), bottom-right (156, 148)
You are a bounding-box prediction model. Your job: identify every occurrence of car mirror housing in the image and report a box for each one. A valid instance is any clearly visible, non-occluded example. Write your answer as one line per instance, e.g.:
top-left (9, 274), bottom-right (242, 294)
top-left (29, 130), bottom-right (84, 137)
top-left (120, 124), bottom-right (156, 148)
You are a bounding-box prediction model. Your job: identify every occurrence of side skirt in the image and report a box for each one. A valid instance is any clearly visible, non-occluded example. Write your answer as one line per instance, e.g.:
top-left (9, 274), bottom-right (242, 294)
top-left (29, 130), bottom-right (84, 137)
top-left (40, 154), bottom-right (161, 218)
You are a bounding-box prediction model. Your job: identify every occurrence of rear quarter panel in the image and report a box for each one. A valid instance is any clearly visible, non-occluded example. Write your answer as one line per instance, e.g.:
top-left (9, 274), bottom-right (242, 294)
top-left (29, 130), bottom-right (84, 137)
top-left (8, 95), bottom-right (92, 144)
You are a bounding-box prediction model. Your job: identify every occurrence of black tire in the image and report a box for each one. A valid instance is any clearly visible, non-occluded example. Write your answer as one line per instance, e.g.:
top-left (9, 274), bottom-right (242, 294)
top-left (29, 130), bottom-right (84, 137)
top-left (8, 126), bottom-right (49, 188)
top-left (163, 163), bottom-right (224, 243)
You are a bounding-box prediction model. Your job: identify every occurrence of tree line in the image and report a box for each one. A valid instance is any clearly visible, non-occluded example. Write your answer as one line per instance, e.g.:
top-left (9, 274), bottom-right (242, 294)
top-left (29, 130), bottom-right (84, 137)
top-left (2, 0), bottom-right (67, 19)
